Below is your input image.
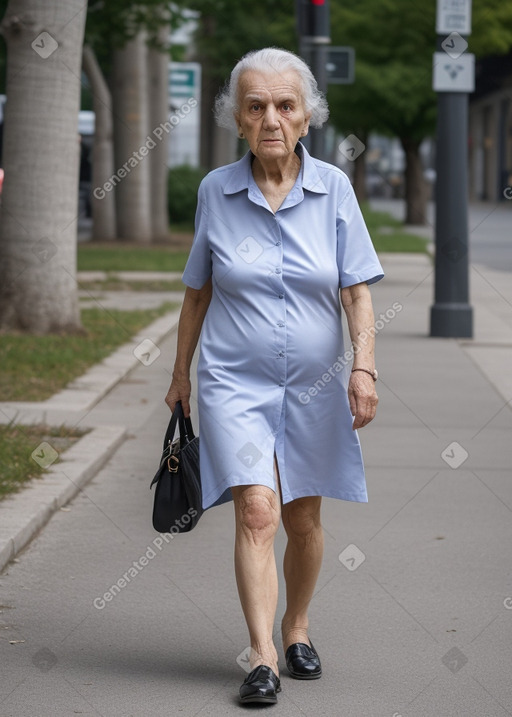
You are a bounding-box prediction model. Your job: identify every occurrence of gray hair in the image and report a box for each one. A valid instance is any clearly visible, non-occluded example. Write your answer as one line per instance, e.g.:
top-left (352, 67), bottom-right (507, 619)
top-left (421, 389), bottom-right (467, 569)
top-left (214, 47), bottom-right (329, 131)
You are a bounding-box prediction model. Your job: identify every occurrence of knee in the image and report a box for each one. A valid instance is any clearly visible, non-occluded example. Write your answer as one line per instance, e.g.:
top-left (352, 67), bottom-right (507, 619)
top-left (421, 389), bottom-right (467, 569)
top-left (282, 499), bottom-right (322, 543)
top-left (236, 489), bottom-right (280, 544)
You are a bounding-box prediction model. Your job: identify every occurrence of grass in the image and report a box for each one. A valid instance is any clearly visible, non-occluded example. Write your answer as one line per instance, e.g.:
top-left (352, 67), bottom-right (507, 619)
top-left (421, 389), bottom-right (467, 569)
top-left (361, 204), bottom-right (429, 254)
top-left (77, 244), bottom-right (190, 272)
top-left (0, 424), bottom-right (86, 500)
top-left (0, 303), bottom-right (178, 402)
top-left (77, 207), bottom-right (426, 274)
top-left (79, 278), bottom-right (186, 292)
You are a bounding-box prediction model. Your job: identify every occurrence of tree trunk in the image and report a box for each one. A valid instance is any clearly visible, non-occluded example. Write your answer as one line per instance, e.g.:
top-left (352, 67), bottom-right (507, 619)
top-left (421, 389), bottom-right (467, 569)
top-left (0, 0), bottom-right (86, 333)
top-left (111, 33), bottom-right (152, 242)
top-left (198, 15), bottom-right (219, 172)
top-left (147, 27), bottom-right (171, 242)
top-left (352, 130), bottom-right (368, 203)
top-left (82, 44), bottom-right (116, 241)
top-left (401, 137), bottom-right (427, 225)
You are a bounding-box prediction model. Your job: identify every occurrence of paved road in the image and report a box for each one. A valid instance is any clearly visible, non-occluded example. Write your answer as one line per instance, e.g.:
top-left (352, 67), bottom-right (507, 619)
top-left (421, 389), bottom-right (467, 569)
top-left (1, 252), bottom-right (512, 716)
top-left (371, 198), bottom-right (512, 272)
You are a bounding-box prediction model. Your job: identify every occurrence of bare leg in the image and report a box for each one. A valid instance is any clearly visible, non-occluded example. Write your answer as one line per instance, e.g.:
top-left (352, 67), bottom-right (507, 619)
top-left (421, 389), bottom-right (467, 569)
top-left (232, 484), bottom-right (281, 674)
top-left (281, 496), bottom-right (324, 651)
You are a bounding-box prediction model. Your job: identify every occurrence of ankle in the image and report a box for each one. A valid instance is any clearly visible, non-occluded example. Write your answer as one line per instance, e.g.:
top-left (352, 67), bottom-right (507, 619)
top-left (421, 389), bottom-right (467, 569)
top-left (281, 619), bottom-right (310, 651)
top-left (247, 644), bottom-right (279, 675)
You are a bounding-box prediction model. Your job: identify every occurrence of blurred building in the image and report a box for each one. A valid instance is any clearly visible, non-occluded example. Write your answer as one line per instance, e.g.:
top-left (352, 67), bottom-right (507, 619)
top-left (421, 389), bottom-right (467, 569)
top-left (469, 52), bottom-right (512, 201)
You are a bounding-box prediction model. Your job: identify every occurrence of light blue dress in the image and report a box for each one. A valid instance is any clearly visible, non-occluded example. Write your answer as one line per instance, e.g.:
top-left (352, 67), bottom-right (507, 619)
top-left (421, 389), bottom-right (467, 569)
top-left (182, 143), bottom-right (384, 510)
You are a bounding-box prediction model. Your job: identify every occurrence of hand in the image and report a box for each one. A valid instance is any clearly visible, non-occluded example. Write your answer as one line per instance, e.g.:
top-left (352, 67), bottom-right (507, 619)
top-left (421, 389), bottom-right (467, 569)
top-left (165, 373), bottom-right (192, 417)
top-left (348, 372), bottom-right (378, 430)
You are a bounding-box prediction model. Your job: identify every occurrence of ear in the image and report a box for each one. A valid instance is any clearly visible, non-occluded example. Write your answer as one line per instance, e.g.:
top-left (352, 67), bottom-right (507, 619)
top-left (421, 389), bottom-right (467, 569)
top-left (301, 113), bottom-right (311, 137)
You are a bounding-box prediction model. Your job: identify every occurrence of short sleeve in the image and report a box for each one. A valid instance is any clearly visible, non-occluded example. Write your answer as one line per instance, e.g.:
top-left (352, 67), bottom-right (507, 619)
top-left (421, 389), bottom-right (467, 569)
top-left (336, 183), bottom-right (384, 288)
top-left (182, 181), bottom-right (212, 289)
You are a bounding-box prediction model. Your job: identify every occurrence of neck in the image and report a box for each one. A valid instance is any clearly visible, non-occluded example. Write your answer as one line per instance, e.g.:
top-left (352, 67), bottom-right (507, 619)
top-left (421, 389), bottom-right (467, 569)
top-left (252, 151), bottom-right (301, 185)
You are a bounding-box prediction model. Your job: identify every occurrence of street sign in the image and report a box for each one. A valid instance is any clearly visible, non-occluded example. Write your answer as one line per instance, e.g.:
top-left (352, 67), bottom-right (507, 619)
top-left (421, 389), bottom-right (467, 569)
top-left (326, 47), bottom-right (355, 84)
top-left (433, 52), bottom-right (475, 92)
top-left (436, 0), bottom-right (472, 36)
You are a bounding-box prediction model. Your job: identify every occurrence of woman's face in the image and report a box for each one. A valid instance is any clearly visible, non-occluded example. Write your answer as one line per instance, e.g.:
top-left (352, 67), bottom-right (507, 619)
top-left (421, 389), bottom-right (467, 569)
top-left (235, 69), bottom-right (311, 163)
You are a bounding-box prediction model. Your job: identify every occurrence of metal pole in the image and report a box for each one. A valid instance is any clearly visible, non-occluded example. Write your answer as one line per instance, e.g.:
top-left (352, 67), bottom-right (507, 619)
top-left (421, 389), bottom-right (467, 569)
top-left (430, 43), bottom-right (473, 338)
top-left (309, 42), bottom-right (328, 160)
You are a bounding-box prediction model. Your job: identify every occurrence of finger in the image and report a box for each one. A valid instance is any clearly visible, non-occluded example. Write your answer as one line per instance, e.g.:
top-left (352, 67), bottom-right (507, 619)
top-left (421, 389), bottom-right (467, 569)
top-left (181, 396), bottom-right (191, 417)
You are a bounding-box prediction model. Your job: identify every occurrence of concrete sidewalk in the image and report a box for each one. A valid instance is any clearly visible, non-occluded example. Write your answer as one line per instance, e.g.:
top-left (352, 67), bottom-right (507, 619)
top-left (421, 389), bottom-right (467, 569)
top-left (1, 251), bottom-right (512, 716)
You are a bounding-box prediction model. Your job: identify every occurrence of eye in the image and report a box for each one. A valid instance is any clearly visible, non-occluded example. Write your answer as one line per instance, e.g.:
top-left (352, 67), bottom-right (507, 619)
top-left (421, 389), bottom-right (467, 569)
top-left (250, 103), bottom-right (262, 112)
top-left (282, 103), bottom-right (292, 112)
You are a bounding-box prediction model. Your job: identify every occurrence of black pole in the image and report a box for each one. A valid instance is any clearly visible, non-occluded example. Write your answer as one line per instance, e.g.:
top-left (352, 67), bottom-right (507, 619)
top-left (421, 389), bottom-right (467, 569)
top-left (296, 0), bottom-right (330, 161)
top-left (430, 43), bottom-right (473, 338)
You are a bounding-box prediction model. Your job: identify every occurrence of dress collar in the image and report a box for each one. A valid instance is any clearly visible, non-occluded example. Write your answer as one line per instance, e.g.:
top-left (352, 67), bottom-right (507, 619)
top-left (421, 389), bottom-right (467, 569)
top-left (223, 142), bottom-right (329, 197)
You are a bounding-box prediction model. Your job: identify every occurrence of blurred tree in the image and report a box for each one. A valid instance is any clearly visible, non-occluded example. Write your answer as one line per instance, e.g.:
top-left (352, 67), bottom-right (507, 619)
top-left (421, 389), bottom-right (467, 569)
top-left (82, 44), bottom-right (117, 241)
top-left (85, 1), bottom-right (174, 242)
top-left (329, 0), bottom-right (512, 224)
top-left (0, 0), bottom-right (87, 333)
top-left (184, 0), bottom-right (295, 169)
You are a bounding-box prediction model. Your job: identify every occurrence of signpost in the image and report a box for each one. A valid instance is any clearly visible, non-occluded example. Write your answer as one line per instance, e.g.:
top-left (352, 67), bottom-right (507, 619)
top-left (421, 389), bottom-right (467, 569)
top-left (429, 1), bottom-right (474, 338)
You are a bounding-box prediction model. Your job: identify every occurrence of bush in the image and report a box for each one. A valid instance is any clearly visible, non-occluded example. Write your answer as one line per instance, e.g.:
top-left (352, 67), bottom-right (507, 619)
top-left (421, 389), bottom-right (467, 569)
top-left (168, 165), bottom-right (207, 225)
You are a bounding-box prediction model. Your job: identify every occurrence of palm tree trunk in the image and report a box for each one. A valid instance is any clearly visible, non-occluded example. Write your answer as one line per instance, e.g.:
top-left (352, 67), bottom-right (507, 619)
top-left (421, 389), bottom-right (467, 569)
top-left (147, 27), bottom-right (171, 242)
top-left (111, 32), bottom-right (152, 242)
top-left (0, 0), bottom-right (86, 333)
top-left (82, 44), bottom-right (116, 241)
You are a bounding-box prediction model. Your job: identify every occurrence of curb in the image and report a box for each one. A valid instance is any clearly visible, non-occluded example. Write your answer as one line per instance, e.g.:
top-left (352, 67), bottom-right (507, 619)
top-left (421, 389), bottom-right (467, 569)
top-left (0, 425), bottom-right (126, 574)
top-left (0, 307), bottom-right (181, 423)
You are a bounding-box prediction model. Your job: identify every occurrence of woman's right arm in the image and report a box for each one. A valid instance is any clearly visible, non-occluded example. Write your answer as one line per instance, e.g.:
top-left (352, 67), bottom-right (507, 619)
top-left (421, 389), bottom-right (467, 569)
top-left (164, 278), bottom-right (212, 417)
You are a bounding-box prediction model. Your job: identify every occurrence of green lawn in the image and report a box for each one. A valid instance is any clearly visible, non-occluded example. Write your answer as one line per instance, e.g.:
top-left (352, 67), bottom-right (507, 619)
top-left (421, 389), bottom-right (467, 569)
top-left (77, 244), bottom-right (190, 272)
top-left (0, 424), bottom-right (86, 500)
top-left (361, 204), bottom-right (429, 254)
top-left (0, 303), bottom-right (178, 402)
top-left (77, 206), bottom-right (426, 273)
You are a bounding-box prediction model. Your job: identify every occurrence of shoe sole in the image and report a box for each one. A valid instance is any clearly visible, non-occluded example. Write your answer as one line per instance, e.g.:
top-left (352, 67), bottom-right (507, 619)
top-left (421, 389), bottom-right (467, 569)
top-left (239, 694), bottom-right (278, 704)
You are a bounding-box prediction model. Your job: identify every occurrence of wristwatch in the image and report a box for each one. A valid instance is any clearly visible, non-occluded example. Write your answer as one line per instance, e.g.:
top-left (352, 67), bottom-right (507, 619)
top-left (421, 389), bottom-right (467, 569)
top-left (351, 368), bottom-right (378, 382)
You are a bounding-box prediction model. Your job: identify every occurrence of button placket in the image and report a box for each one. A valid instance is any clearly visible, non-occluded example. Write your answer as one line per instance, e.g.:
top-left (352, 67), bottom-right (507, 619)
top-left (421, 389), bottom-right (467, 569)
top-left (274, 219), bottom-right (286, 387)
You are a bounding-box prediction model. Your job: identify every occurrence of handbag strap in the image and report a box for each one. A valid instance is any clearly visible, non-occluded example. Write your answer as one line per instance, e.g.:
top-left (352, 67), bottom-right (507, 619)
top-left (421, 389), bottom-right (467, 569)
top-left (162, 401), bottom-right (196, 450)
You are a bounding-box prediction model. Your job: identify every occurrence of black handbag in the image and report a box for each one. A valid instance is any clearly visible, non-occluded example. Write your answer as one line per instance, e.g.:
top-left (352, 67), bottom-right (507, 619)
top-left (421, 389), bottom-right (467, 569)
top-left (150, 401), bottom-right (203, 533)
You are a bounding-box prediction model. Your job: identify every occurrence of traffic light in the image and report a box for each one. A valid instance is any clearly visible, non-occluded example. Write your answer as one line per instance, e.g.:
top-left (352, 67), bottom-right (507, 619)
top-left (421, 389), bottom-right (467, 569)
top-left (296, 0), bottom-right (330, 42)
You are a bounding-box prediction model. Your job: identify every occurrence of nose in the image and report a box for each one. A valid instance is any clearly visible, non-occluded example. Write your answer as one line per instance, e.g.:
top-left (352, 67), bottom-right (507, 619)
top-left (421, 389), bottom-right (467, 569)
top-left (263, 104), bottom-right (280, 131)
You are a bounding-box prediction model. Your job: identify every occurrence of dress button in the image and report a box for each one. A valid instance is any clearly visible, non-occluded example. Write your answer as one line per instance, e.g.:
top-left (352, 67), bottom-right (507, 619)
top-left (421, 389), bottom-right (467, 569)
top-left (278, 293), bottom-right (284, 299)
top-left (275, 268), bottom-right (282, 274)
top-left (277, 321), bottom-right (285, 327)
top-left (278, 351), bottom-right (285, 358)
top-left (276, 240), bottom-right (281, 246)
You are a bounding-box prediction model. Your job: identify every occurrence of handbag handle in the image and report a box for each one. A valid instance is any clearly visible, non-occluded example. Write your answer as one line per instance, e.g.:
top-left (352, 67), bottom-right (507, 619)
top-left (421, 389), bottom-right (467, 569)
top-left (162, 401), bottom-right (195, 450)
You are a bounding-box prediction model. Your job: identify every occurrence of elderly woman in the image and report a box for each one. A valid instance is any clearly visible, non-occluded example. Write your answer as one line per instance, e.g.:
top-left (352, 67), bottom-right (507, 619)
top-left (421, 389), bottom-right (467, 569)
top-left (165, 47), bottom-right (383, 705)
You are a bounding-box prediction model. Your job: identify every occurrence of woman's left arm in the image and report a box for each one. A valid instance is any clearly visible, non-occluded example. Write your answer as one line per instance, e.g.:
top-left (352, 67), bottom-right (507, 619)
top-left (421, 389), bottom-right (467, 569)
top-left (340, 282), bottom-right (379, 430)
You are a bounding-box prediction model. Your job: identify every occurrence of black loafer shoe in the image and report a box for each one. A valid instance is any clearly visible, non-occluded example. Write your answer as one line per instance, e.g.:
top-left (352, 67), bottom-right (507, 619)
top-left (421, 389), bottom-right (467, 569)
top-left (239, 665), bottom-right (281, 704)
top-left (285, 642), bottom-right (322, 680)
